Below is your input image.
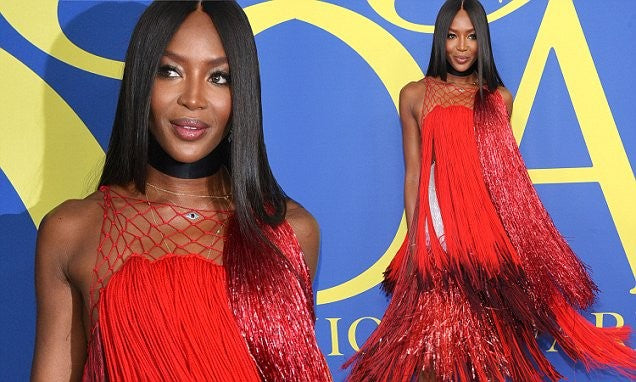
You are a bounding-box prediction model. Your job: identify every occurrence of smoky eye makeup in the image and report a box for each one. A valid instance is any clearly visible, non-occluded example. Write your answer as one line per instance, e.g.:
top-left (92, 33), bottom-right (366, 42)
top-left (157, 64), bottom-right (180, 78)
top-left (447, 31), bottom-right (477, 40)
top-left (210, 70), bottom-right (231, 85)
top-left (154, 60), bottom-right (231, 85)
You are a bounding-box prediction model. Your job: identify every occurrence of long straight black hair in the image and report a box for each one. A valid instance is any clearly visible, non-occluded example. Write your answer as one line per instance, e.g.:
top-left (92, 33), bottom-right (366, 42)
top-left (99, 1), bottom-right (287, 238)
top-left (426, 0), bottom-right (504, 94)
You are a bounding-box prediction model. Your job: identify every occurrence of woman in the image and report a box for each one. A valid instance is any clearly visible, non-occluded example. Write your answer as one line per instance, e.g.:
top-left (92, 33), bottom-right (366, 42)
top-left (31, 2), bottom-right (332, 381)
top-left (345, 0), bottom-right (635, 381)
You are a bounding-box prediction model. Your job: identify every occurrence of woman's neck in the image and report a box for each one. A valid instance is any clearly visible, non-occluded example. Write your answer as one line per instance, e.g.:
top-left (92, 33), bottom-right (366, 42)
top-left (147, 133), bottom-right (228, 179)
top-left (445, 72), bottom-right (478, 86)
top-left (144, 165), bottom-right (232, 210)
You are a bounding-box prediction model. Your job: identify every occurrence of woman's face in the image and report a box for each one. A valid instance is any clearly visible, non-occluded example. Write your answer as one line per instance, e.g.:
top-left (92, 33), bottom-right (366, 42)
top-left (150, 9), bottom-right (232, 164)
top-left (445, 9), bottom-right (478, 73)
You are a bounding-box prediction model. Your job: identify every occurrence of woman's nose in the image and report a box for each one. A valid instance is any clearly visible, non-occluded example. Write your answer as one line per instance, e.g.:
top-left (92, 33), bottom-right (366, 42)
top-left (457, 37), bottom-right (468, 52)
top-left (177, 77), bottom-right (207, 110)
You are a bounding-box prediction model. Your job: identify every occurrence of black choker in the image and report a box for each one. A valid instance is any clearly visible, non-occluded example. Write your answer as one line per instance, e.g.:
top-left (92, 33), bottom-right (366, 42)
top-left (446, 61), bottom-right (476, 77)
top-left (147, 133), bottom-right (229, 179)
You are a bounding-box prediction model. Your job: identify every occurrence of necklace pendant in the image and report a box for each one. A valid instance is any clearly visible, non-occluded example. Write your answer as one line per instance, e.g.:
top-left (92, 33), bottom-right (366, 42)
top-left (185, 211), bottom-right (201, 221)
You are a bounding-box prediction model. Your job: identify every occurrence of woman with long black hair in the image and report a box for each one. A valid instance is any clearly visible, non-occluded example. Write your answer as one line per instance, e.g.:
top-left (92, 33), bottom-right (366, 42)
top-left (346, 0), bottom-right (635, 380)
top-left (31, 2), bottom-right (332, 381)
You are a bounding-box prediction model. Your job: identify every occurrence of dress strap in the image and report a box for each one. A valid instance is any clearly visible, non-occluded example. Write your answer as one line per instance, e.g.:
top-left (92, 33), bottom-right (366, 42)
top-left (88, 186), bottom-right (116, 323)
top-left (97, 185), bottom-right (113, 215)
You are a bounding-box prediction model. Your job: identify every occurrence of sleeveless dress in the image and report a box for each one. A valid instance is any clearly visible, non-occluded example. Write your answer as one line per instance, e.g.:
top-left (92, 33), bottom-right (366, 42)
top-left (345, 77), bottom-right (636, 381)
top-left (81, 186), bottom-right (323, 381)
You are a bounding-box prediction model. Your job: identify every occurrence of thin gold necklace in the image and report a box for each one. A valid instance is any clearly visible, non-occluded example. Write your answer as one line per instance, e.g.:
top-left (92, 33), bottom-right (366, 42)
top-left (146, 182), bottom-right (232, 200)
top-left (446, 79), bottom-right (478, 93)
top-left (145, 193), bottom-right (175, 254)
top-left (144, 192), bottom-right (223, 259)
top-left (446, 78), bottom-right (478, 87)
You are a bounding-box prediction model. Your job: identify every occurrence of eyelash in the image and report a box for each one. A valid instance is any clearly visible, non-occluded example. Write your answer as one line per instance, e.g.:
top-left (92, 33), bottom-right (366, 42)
top-left (156, 65), bottom-right (231, 85)
top-left (211, 71), bottom-right (231, 85)
top-left (447, 33), bottom-right (477, 40)
top-left (157, 64), bottom-right (180, 78)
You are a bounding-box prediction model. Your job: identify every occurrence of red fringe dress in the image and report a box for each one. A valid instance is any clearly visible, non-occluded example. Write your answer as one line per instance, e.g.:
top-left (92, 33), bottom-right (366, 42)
top-left (345, 77), bottom-right (636, 381)
top-left (82, 186), bottom-right (332, 381)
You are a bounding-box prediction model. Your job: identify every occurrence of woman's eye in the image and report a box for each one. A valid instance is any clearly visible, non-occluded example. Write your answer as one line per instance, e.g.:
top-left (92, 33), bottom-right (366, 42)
top-left (447, 33), bottom-right (456, 39)
top-left (468, 33), bottom-right (477, 40)
top-left (210, 71), bottom-right (231, 85)
top-left (157, 65), bottom-right (180, 78)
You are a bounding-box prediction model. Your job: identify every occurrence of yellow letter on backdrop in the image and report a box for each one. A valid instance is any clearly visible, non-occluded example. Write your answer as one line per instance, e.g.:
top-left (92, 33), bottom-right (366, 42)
top-left (512, 0), bottom-right (636, 294)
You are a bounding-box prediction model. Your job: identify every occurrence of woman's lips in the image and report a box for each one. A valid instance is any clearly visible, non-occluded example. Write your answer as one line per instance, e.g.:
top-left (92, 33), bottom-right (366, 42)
top-left (170, 118), bottom-right (210, 141)
top-left (454, 56), bottom-right (471, 65)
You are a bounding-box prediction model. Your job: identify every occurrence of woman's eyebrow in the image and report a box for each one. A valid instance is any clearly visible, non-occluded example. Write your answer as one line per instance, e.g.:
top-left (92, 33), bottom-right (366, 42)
top-left (448, 27), bottom-right (476, 33)
top-left (162, 50), bottom-right (228, 66)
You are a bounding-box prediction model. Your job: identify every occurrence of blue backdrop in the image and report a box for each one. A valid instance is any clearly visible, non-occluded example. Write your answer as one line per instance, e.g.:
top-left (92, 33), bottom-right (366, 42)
top-left (1, 1), bottom-right (634, 380)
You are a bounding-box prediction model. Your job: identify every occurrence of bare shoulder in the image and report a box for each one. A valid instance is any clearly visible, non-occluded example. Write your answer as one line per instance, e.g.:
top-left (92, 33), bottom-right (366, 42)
top-left (285, 199), bottom-right (319, 250)
top-left (496, 86), bottom-right (514, 117)
top-left (400, 80), bottom-right (426, 107)
top-left (37, 191), bottom-right (104, 268)
top-left (400, 79), bottom-right (426, 96)
top-left (496, 86), bottom-right (513, 103)
top-left (399, 79), bottom-right (427, 124)
top-left (39, 191), bottom-right (103, 238)
top-left (285, 199), bottom-right (320, 280)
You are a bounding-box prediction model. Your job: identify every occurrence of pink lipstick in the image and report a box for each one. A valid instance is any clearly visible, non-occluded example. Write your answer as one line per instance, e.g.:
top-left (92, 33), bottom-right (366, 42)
top-left (454, 56), bottom-right (470, 64)
top-left (170, 118), bottom-right (210, 141)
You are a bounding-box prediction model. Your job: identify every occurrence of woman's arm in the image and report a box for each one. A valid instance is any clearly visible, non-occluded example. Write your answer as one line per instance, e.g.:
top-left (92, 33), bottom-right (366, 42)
top-left (400, 81), bottom-right (424, 229)
top-left (497, 86), bottom-right (514, 120)
top-left (285, 201), bottom-right (320, 282)
top-left (31, 203), bottom-right (88, 381)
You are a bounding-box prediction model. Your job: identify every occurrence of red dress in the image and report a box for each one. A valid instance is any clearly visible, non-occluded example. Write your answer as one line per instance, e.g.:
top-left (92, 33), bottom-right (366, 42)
top-left (82, 186), bottom-right (331, 381)
top-left (345, 77), bottom-right (636, 381)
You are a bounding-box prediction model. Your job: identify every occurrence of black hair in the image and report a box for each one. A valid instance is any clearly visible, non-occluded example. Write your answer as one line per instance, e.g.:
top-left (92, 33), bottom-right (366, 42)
top-left (426, 0), bottom-right (504, 94)
top-left (99, 1), bottom-right (287, 237)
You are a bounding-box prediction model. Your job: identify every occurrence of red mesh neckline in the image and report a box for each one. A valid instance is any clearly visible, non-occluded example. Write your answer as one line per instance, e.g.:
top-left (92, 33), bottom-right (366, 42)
top-left (89, 185), bottom-right (232, 324)
top-left (421, 76), bottom-right (479, 121)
